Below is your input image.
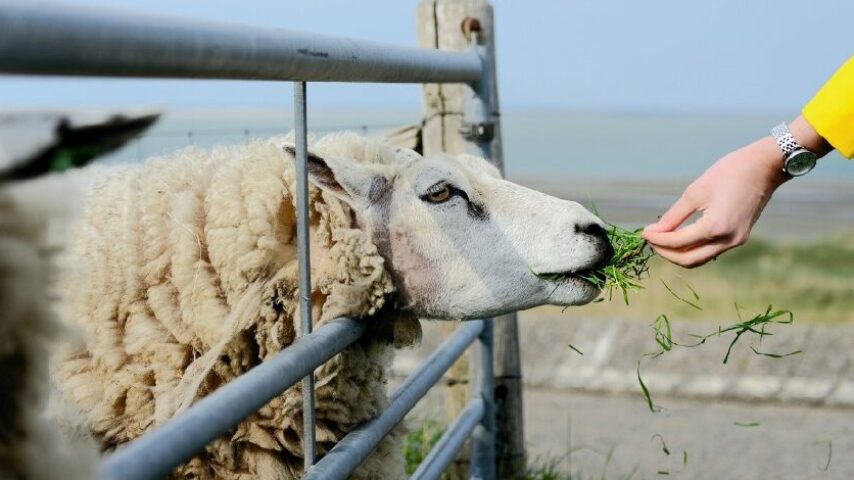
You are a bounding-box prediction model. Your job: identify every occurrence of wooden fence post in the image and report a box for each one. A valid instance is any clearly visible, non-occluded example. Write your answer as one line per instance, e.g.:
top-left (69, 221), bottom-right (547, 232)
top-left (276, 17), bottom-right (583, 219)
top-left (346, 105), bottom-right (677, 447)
top-left (417, 1), bottom-right (526, 477)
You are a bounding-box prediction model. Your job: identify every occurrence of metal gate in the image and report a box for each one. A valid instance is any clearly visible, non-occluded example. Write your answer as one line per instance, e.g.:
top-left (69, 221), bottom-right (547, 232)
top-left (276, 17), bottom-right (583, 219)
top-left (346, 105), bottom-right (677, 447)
top-left (0, 1), bottom-right (502, 478)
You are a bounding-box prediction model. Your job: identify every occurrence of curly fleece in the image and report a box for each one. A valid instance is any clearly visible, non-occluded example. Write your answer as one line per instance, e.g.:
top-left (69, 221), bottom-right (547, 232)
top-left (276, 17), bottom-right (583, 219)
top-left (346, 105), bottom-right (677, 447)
top-left (0, 191), bottom-right (98, 480)
top-left (54, 132), bottom-right (422, 479)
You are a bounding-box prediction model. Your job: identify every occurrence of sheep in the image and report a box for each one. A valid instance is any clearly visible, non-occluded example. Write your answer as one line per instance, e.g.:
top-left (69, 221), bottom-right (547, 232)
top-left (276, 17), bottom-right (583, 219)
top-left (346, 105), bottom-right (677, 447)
top-left (51, 131), bottom-right (611, 479)
top-left (0, 109), bottom-right (158, 480)
top-left (0, 182), bottom-right (98, 480)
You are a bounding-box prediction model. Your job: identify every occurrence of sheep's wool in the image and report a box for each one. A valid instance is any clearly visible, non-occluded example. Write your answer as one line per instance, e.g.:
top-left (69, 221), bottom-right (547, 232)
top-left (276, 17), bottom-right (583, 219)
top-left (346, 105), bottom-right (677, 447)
top-left (54, 133), bottom-right (420, 479)
top-left (0, 192), bottom-right (97, 480)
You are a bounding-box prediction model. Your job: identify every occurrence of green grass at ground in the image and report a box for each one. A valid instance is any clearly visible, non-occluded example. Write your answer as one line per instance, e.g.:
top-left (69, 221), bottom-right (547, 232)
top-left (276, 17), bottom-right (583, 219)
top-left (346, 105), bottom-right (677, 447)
top-left (404, 422), bottom-right (636, 480)
top-left (541, 236), bottom-right (854, 325)
top-left (403, 421), bottom-right (446, 476)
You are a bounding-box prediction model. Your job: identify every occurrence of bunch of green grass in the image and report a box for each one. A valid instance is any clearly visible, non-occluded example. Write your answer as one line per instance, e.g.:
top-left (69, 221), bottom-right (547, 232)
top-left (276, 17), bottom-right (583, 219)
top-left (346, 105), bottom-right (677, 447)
top-left (636, 304), bottom-right (803, 412)
top-left (581, 224), bottom-right (654, 304)
top-left (648, 304), bottom-right (802, 365)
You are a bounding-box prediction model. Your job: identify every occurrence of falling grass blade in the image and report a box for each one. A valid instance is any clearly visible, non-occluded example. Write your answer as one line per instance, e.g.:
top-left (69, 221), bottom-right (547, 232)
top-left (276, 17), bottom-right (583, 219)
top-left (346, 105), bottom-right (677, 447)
top-left (823, 441), bottom-right (832, 471)
top-left (734, 302), bottom-right (744, 322)
top-left (599, 444), bottom-right (617, 480)
top-left (637, 360), bottom-right (659, 413)
top-left (660, 279), bottom-right (702, 311)
top-left (749, 346), bottom-right (802, 359)
top-left (568, 344), bottom-right (584, 355)
top-left (651, 315), bottom-right (706, 353)
top-left (682, 307), bottom-right (794, 379)
top-left (623, 464), bottom-right (641, 480)
top-left (652, 315), bottom-right (674, 353)
top-left (684, 305), bottom-right (798, 364)
top-left (676, 274), bottom-right (700, 302)
top-left (722, 332), bottom-right (742, 364)
top-left (651, 434), bottom-right (670, 455)
top-left (733, 421), bottom-right (761, 427)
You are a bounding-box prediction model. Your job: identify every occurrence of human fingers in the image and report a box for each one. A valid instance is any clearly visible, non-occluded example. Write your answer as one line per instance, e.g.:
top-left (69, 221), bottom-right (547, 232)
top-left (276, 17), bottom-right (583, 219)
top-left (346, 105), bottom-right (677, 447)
top-left (650, 241), bottom-right (733, 268)
top-left (644, 193), bottom-right (697, 233)
top-left (643, 221), bottom-right (714, 250)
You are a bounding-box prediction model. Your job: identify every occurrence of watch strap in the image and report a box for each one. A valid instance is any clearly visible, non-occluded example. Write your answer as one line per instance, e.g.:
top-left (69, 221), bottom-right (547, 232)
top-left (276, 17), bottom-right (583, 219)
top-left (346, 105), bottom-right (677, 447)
top-left (771, 122), bottom-right (801, 156)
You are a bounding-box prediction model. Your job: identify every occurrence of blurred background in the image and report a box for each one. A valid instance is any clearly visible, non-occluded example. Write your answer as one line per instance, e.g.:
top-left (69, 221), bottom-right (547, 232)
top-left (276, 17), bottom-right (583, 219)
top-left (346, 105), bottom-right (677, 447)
top-left (4, 1), bottom-right (852, 478)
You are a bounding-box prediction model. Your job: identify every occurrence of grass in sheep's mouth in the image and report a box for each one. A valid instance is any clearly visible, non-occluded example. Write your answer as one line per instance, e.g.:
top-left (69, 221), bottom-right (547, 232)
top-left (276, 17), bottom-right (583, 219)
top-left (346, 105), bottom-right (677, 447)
top-left (536, 223), bottom-right (654, 305)
top-left (582, 224), bottom-right (653, 304)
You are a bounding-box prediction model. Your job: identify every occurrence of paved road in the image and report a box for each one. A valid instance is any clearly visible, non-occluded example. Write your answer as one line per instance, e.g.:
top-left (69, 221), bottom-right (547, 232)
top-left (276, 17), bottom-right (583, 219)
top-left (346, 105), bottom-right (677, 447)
top-left (399, 318), bottom-right (854, 479)
top-left (522, 389), bottom-right (853, 480)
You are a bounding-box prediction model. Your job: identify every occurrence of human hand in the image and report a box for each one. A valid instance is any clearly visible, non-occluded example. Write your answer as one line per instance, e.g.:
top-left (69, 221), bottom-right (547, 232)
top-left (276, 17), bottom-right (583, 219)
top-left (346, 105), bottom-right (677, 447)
top-left (642, 137), bottom-right (789, 268)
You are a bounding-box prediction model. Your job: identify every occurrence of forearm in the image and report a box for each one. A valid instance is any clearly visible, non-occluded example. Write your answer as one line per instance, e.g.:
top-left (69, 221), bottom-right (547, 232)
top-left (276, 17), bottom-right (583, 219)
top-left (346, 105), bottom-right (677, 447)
top-left (789, 114), bottom-right (834, 158)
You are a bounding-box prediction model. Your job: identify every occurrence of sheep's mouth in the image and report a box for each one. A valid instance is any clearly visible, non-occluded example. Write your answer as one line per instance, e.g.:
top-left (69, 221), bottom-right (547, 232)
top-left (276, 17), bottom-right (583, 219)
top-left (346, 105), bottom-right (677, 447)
top-left (534, 267), bottom-right (605, 286)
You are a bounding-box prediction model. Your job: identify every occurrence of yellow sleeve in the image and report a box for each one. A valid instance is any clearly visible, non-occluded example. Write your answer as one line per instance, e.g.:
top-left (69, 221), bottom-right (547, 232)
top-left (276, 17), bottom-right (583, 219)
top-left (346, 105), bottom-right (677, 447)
top-left (802, 55), bottom-right (854, 158)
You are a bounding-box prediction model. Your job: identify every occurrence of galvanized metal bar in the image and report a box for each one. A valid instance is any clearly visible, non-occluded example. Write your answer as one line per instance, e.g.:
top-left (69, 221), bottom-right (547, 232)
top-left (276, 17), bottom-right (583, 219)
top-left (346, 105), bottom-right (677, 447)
top-left (461, 17), bottom-right (502, 478)
top-left (409, 398), bottom-right (485, 480)
top-left (98, 317), bottom-right (367, 480)
top-left (293, 81), bottom-right (317, 469)
top-left (0, 1), bottom-right (482, 83)
top-left (470, 319), bottom-right (496, 480)
top-left (303, 320), bottom-right (485, 480)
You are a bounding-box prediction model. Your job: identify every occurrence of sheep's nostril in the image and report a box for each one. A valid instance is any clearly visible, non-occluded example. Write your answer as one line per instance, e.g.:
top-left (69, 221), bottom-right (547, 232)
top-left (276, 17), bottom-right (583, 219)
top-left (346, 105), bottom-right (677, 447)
top-left (576, 222), bottom-right (606, 238)
top-left (599, 237), bottom-right (615, 266)
top-left (576, 222), bottom-right (614, 265)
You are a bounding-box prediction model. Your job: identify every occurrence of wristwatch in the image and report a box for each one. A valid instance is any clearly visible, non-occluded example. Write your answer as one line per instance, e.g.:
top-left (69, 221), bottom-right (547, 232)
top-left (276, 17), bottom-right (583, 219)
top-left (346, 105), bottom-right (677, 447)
top-left (771, 122), bottom-right (818, 177)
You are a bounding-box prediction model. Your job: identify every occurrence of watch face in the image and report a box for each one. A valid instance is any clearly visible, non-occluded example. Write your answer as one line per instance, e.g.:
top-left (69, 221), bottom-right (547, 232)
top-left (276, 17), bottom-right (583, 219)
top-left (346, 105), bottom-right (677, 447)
top-left (786, 150), bottom-right (817, 177)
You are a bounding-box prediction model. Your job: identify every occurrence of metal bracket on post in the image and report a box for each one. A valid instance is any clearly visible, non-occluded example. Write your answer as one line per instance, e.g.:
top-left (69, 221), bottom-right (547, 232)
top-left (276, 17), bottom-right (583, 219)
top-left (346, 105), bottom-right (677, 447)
top-left (459, 121), bottom-right (494, 142)
top-left (460, 15), bottom-right (493, 148)
top-left (461, 47), bottom-right (494, 159)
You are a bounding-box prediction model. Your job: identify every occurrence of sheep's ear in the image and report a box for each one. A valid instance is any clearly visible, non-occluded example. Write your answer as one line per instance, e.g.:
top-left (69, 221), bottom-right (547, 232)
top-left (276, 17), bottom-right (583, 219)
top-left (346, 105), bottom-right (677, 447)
top-left (283, 145), bottom-right (388, 209)
top-left (455, 153), bottom-right (502, 179)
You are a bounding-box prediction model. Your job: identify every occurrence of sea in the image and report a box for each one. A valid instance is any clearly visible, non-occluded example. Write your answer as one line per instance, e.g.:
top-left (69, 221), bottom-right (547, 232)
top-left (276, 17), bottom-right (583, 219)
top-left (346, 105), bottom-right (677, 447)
top-left (103, 109), bottom-right (853, 182)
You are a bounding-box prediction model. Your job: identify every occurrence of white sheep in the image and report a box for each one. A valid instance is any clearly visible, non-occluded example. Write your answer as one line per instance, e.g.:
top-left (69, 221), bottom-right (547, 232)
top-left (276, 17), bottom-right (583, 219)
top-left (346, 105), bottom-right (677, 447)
top-left (0, 183), bottom-right (98, 480)
top-left (51, 132), bottom-right (611, 478)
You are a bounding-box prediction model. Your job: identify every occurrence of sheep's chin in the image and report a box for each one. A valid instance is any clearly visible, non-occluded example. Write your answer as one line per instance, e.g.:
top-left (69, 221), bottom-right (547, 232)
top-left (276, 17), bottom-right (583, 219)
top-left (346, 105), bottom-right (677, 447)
top-left (545, 276), bottom-right (601, 307)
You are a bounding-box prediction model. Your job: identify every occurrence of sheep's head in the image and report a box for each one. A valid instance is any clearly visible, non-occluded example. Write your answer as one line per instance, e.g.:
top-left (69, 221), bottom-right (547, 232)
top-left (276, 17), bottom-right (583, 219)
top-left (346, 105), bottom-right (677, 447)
top-left (286, 141), bottom-right (612, 320)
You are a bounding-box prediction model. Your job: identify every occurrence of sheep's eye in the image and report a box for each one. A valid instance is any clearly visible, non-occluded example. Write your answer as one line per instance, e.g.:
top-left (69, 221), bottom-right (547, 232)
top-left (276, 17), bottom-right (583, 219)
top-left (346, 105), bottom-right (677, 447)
top-left (424, 183), bottom-right (452, 203)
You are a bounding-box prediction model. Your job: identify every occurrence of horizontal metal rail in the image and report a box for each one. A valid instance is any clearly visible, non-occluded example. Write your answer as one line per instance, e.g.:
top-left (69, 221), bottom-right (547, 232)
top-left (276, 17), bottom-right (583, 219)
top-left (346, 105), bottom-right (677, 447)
top-left (0, 1), bottom-right (482, 83)
top-left (303, 320), bottom-right (486, 480)
top-left (410, 398), bottom-right (485, 480)
top-left (98, 317), bottom-right (368, 480)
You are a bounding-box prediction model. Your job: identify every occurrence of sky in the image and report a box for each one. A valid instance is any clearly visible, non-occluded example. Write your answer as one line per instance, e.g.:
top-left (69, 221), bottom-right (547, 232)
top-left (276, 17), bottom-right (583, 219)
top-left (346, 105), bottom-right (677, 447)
top-left (1, 0), bottom-right (851, 114)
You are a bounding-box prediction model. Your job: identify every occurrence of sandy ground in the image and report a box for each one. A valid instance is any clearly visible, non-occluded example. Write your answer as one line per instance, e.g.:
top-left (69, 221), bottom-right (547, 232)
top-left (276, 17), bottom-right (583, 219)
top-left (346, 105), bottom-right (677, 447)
top-left (398, 314), bottom-right (854, 479)
top-left (522, 389), bottom-right (853, 480)
top-left (404, 385), bottom-right (853, 480)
